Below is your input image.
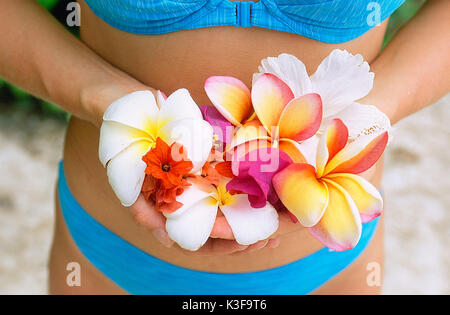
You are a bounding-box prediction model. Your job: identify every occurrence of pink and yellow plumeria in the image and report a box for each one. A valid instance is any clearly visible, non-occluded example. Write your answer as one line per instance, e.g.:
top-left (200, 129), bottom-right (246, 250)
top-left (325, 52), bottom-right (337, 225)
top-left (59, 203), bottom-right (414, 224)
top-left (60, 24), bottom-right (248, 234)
top-left (205, 73), bottom-right (322, 163)
top-left (273, 119), bottom-right (388, 251)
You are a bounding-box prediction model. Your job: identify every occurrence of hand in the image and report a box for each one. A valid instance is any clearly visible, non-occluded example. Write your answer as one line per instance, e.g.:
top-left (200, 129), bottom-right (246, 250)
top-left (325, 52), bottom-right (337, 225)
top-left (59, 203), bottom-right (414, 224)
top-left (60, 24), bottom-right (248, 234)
top-left (130, 194), bottom-right (284, 255)
top-left (130, 194), bottom-right (281, 255)
top-left (209, 209), bottom-right (301, 251)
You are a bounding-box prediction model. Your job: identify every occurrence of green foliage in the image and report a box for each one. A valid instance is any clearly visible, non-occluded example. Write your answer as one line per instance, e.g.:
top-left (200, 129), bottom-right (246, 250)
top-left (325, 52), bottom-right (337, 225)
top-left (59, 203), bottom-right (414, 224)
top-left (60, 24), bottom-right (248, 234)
top-left (383, 0), bottom-right (426, 47)
top-left (1, 0), bottom-right (427, 122)
top-left (37, 0), bottom-right (60, 10)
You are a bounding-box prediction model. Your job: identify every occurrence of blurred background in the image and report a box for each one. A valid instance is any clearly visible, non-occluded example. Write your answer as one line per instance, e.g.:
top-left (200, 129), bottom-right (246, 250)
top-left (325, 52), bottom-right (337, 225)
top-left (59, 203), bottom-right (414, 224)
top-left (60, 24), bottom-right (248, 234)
top-left (0, 0), bottom-right (448, 294)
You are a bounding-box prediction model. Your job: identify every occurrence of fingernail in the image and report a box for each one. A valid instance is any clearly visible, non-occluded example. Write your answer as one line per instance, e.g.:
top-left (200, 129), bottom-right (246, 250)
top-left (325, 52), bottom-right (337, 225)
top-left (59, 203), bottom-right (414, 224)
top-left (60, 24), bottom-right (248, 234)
top-left (268, 237), bottom-right (280, 248)
top-left (236, 244), bottom-right (248, 251)
top-left (248, 240), bottom-right (268, 253)
top-left (153, 229), bottom-right (172, 248)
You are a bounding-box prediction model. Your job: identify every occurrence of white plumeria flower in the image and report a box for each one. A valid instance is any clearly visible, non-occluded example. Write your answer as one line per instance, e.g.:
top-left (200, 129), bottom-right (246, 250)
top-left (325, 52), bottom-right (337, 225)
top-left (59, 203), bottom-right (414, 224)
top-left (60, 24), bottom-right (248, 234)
top-left (254, 50), bottom-right (392, 165)
top-left (99, 89), bottom-right (213, 206)
top-left (164, 180), bottom-right (279, 251)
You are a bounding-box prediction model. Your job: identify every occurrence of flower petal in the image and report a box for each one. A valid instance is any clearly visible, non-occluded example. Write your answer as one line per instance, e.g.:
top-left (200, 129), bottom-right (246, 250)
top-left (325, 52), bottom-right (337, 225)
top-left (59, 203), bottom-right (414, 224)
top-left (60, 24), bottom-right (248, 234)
top-left (103, 91), bottom-right (159, 135)
top-left (272, 163), bottom-right (328, 227)
top-left (155, 90), bottom-right (167, 108)
top-left (316, 119), bottom-right (348, 177)
top-left (200, 105), bottom-right (233, 144)
top-left (227, 147), bottom-right (293, 208)
top-left (256, 53), bottom-right (313, 97)
top-left (99, 121), bottom-right (151, 167)
top-left (326, 174), bottom-right (382, 223)
top-left (228, 119), bottom-right (270, 150)
top-left (230, 139), bottom-right (272, 175)
top-left (164, 183), bottom-right (215, 219)
top-left (297, 135), bottom-right (320, 166)
top-left (157, 88), bottom-right (203, 129)
top-left (204, 76), bottom-right (253, 126)
top-left (324, 131), bottom-right (388, 175)
top-left (278, 93), bottom-right (323, 141)
top-left (311, 50), bottom-right (374, 118)
top-left (327, 102), bottom-right (392, 140)
top-left (220, 194), bottom-right (279, 245)
top-left (158, 118), bottom-right (213, 173)
top-left (309, 179), bottom-right (362, 251)
top-left (251, 73), bottom-right (294, 133)
top-left (165, 197), bottom-right (218, 251)
top-left (106, 140), bottom-right (152, 206)
top-left (278, 139), bottom-right (307, 163)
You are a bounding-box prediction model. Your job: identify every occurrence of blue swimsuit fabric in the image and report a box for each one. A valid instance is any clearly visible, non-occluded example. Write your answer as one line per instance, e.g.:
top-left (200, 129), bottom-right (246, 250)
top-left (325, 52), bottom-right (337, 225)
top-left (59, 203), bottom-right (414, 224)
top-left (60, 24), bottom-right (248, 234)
top-left (83, 0), bottom-right (405, 43)
top-left (58, 162), bottom-right (380, 295)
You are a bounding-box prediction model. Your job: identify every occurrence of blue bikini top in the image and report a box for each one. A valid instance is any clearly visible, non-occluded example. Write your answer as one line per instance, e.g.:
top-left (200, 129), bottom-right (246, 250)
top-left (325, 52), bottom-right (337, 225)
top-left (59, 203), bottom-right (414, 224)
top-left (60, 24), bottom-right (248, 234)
top-left (84, 0), bottom-right (405, 43)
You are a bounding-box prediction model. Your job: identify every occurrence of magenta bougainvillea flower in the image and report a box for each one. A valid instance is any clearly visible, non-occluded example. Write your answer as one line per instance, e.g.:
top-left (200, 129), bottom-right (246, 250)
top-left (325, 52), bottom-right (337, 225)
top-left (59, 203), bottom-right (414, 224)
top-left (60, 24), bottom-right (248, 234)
top-left (227, 148), bottom-right (293, 208)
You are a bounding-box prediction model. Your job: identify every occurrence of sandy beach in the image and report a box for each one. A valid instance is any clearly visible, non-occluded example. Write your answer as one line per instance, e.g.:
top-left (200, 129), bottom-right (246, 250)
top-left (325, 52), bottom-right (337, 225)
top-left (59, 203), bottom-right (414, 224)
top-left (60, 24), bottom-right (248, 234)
top-left (0, 94), bottom-right (449, 294)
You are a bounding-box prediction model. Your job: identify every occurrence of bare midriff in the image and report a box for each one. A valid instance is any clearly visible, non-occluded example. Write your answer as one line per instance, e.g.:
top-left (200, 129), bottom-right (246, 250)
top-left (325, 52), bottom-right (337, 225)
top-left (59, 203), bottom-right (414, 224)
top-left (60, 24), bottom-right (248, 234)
top-left (50, 0), bottom-right (388, 294)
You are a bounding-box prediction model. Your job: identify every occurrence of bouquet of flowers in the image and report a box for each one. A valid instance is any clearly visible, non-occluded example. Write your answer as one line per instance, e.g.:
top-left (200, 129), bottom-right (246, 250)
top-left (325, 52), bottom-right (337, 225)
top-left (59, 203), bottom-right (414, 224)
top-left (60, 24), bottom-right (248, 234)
top-left (98, 50), bottom-right (391, 251)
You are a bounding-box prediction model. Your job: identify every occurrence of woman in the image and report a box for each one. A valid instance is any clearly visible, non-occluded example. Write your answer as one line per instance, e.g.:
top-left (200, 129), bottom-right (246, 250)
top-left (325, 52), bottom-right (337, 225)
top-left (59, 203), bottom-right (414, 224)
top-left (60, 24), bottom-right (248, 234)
top-left (0, 0), bottom-right (448, 294)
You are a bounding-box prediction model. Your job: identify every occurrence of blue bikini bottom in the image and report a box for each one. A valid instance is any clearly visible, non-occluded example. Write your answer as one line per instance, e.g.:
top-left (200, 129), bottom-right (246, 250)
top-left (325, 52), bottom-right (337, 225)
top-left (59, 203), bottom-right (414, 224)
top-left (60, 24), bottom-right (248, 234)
top-left (57, 161), bottom-right (379, 295)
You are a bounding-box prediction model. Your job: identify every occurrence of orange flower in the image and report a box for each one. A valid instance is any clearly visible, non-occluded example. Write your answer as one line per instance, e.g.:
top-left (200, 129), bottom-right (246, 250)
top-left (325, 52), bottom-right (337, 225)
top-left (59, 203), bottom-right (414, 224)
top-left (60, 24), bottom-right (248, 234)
top-left (215, 161), bottom-right (234, 178)
top-left (141, 175), bottom-right (187, 213)
top-left (190, 162), bottom-right (221, 187)
top-left (142, 138), bottom-right (194, 189)
top-left (141, 138), bottom-right (194, 214)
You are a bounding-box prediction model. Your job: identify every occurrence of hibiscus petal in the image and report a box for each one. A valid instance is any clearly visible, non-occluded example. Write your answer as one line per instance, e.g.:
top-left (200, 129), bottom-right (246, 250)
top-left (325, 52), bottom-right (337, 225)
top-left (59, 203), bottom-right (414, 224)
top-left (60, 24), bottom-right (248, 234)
top-left (311, 50), bottom-right (374, 118)
top-left (165, 197), bottom-right (218, 251)
top-left (273, 163), bottom-right (328, 227)
top-left (158, 118), bottom-right (213, 173)
top-left (220, 194), bottom-right (279, 245)
top-left (324, 131), bottom-right (388, 175)
top-left (228, 119), bottom-right (270, 150)
top-left (99, 121), bottom-right (151, 167)
top-left (106, 140), bottom-right (152, 206)
top-left (316, 119), bottom-right (348, 177)
top-left (278, 93), bottom-right (323, 142)
top-left (309, 179), bottom-right (362, 251)
top-left (204, 76), bottom-right (253, 126)
top-left (157, 89), bottom-right (203, 129)
top-left (251, 73), bottom-right (294, 133)
top-left (327, 102), bottom-right (392, 140)
top-left (103, 91), bottom-right (159, 135)
top-left (326, 174), bottom-right (382, 223)
top-left (256, 53), bottom-right (313, 97)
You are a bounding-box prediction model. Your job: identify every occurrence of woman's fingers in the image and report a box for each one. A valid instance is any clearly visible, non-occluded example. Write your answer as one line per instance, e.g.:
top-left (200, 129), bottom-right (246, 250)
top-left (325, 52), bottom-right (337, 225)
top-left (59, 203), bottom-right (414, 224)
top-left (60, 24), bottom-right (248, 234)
top-left (267, 236), bottom-right (281, 248)
top-left (232, 239), bottom-right (268, 255)
top-left (130, 194), bottom-right (174, 248)
top-left (130, 196), bottom-right (292, 252)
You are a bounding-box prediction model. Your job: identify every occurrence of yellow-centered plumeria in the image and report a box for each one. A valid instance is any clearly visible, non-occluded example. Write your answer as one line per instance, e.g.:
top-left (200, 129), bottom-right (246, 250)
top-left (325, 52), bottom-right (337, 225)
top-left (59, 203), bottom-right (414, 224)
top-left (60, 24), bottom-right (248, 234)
top-left (164, 180), bottom-right (278, 251)
top-left (273, 119), bottom-right (388, 251)
top-left (98, 89), bottom-right (213, 206)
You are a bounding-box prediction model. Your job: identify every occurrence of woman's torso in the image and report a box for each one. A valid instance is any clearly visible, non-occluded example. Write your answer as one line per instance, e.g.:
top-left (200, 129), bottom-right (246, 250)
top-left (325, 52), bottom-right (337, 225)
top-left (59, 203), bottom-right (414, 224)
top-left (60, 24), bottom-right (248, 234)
top-left (57, 0), bottom-right (388, 289)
